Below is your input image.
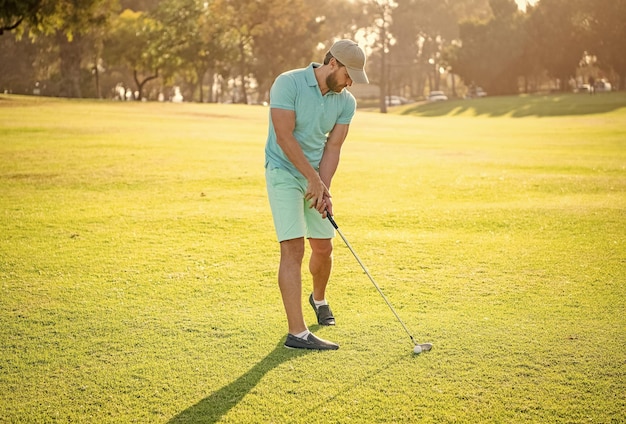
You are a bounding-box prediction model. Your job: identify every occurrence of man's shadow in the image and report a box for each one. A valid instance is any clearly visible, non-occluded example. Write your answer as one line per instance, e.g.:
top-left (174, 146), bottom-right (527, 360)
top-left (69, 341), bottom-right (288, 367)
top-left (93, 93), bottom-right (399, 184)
top-left (167, 336), bottom-right (312, 423)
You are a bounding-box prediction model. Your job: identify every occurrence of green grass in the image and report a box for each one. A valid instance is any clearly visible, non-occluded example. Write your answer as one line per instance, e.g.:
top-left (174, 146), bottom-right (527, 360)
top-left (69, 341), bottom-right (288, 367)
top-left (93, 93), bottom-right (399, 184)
top-left (1, 93), bottom-right (625, 423)
top-left (397, 92), bottom-right (626, 117)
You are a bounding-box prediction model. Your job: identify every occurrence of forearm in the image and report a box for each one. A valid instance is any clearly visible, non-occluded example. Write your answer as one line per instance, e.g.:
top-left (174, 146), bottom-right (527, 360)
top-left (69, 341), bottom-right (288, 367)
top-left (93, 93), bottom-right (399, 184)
top-left (318, 146), bottom-right (340, 188)
top-left (319, 123), bottom-right (349, 189)
top-left (277, 134), bottom-right (321, 183)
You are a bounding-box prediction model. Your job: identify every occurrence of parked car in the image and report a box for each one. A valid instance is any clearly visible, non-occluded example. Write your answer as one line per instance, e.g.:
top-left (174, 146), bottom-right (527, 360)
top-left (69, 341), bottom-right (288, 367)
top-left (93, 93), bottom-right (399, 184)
top-left (476, 87), bottom-right (487, 97)
top-left (576, 84), bottom-right (591, 93)
top-left (427, 91), bottom-right (448, 102)
top-left (385, 95), bottom-right (411, 106)
top-left (467, 87), bottom-right (487, 98)
top-left (577, 80), bottom-right (612, 93)
top-left (595, 79), bottom-right (612, 92)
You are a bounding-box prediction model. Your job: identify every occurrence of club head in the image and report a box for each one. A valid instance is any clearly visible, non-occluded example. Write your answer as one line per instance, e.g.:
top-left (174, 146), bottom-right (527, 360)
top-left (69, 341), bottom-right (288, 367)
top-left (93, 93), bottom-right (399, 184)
top-left (418, 343), bottom-right (433, 352)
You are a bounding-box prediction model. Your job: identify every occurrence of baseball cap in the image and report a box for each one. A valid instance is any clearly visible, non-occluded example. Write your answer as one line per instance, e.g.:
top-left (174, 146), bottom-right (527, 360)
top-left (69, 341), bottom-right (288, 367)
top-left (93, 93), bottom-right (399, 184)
top-left (329, 39), bottom-right (369, 84)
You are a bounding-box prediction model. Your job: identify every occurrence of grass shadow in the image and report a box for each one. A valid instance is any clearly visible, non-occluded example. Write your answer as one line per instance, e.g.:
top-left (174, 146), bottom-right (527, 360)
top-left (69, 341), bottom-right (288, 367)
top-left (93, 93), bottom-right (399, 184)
top-left (167, 337), bottom-right (310, 423)
top-left (399, 92), bottom-right (626, 118)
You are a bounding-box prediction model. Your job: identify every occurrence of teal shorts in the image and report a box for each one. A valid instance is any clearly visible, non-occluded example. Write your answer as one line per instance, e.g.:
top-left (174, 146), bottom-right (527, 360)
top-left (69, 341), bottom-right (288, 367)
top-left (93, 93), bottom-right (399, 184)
top-left (265, 167), bottom-right (335, 242)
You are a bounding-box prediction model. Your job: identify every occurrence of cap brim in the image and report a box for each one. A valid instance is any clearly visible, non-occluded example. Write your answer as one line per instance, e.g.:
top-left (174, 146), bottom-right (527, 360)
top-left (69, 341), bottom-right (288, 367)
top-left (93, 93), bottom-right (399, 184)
top-left (346, 67), bottom-right (369, 84)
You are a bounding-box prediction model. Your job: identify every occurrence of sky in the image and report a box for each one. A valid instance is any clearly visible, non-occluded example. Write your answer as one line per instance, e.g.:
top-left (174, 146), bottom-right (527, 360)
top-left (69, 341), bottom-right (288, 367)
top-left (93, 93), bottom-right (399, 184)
top-left (515, 0), bottom-right (539, 11)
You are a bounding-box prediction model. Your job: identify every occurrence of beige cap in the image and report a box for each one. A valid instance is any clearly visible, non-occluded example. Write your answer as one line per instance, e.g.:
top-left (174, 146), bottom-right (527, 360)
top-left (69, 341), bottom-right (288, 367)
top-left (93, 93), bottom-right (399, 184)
top-left (329, 39), bottom-right (369, 84)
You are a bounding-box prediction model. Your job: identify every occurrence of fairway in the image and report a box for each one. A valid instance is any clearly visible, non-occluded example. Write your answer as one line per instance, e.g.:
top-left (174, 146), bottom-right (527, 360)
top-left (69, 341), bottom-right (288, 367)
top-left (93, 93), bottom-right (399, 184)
top-left (1, 93), bottom-right (625, 423)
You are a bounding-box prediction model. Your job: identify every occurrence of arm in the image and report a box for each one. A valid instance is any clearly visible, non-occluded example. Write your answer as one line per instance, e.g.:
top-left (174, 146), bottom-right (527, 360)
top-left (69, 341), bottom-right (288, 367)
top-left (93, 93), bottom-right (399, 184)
top-left (271, 107), bottom-right (330, 213)
top-left (318, 123), bottom-right (350, 218)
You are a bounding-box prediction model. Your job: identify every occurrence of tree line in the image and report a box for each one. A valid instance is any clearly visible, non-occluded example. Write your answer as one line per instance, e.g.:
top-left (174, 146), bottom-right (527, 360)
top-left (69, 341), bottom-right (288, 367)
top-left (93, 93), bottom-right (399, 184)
top-left (1, 0), bottom-right (624, 107)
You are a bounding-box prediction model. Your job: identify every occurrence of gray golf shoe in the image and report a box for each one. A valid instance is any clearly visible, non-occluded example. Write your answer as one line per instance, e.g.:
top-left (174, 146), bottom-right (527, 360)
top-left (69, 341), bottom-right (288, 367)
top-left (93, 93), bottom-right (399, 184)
top-left (284, 333), bottom-right (339, 350)
top-left (309, 293), bottom-right (336, 326)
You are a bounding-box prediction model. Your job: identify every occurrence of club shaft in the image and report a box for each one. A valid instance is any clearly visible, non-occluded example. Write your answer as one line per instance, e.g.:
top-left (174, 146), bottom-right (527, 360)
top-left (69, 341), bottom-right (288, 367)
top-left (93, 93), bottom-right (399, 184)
top-left (327, 214), bottom-right (417, 345)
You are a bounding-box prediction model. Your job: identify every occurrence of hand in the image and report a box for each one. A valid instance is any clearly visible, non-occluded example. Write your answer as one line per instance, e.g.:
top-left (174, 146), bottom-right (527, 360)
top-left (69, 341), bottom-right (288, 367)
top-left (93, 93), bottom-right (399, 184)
top-left (304, 176), bottom-right (330, 215)
top-left (322, 195), bottom-right (333, 219)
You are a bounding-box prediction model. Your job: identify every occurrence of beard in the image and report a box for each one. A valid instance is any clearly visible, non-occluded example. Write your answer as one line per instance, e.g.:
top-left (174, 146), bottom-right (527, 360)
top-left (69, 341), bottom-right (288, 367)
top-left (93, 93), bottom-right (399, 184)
top-left (326, 70), bottom-right (345, 93)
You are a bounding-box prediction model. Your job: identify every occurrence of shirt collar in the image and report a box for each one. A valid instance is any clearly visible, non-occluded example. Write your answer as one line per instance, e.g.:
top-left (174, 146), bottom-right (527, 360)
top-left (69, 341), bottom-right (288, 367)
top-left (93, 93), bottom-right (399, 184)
top-left (305, 62), bottom-right (321, 87)
top-left (306, 62), bottom-right (342, 96)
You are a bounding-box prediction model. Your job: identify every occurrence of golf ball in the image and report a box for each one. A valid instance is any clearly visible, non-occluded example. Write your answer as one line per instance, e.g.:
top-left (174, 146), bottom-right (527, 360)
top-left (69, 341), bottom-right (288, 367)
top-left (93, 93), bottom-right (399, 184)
top-left (413, 345), bottom-right (422, 354)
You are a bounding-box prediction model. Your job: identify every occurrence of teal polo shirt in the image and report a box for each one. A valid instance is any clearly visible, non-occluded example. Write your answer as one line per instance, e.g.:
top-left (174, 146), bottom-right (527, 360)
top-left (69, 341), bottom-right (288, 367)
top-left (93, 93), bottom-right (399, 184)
top-left (265, 62), bottom-right (356, 177)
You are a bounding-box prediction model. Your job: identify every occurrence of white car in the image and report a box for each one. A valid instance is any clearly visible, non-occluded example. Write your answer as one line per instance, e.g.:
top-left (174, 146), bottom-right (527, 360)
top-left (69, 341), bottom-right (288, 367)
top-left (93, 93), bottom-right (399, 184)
top-left (427, 91), bottom-right (448, 101)
top-left (595, 80), bottom-right (612, 92)
top-left (386, 95), bottom-right (410, 106)
top-left (466, 87), bottom-right (487, 98)
top-left (474, 87), bottom-right (487, 97)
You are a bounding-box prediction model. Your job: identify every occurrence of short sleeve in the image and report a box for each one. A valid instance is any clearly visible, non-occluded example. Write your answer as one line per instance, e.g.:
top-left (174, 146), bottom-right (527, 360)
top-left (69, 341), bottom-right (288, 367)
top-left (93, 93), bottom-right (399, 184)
top-left (269, 74), bottom-right (297, 111)
top-left (336, 93), bottom-right (356, 125)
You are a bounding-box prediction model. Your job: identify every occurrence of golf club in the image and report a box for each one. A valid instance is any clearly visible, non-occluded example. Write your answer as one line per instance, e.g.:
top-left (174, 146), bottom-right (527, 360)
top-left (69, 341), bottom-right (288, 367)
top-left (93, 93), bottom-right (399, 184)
top-left (326, 212), bottom-right (432, 354)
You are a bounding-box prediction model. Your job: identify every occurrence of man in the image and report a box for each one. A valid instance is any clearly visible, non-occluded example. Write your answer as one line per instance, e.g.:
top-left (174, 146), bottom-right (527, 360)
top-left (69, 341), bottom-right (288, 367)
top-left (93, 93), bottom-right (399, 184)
top-left (265, 39), bottom-right (369, 350)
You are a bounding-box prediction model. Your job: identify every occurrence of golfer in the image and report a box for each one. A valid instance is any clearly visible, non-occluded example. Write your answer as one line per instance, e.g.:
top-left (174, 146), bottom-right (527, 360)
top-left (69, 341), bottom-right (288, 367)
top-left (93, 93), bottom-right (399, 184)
top-left (265, 39), bottom-right (369, 350)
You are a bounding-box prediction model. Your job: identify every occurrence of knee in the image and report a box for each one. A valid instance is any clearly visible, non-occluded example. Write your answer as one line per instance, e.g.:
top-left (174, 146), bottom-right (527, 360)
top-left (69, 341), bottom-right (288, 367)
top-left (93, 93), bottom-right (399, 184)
top-left (281, 238), bottom-right (305, 262)
top-left (311, 240), bottom-right (333, 258)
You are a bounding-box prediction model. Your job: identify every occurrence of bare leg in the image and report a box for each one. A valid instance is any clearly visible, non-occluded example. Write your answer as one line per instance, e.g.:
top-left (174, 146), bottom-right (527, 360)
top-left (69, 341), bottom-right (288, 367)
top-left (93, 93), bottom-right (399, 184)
top-left (309, 238), bottom-right (333, 301)
top-left (279, 238), bottom-right (307, 334)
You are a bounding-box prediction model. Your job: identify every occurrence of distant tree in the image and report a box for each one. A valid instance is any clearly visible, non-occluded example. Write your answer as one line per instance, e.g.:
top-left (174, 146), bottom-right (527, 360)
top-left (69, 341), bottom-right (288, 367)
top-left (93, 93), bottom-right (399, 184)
top-left (250, 0), bottom-right (367, 101)
top-left (102, 9), bottom-right (161, 100)
top-left (252, 0), bottom-right (323, 103)
top-left (195, 2), bottom-right (238, 103)
top-left (482, 0), bottom-right (526, 94)
top-left (210, 0), bottom-right (272, 104)
top-left (584, 0), bottom-right (626, 90)
top-left (449, 0), bottom-right (525, 95)
top-left (149, 0), bottom-right (237, 103)
top-left (3, 4), bottom-right (107, 98)
top-left (360, 0), bottom-right (398, 113)
top-left (490, 0), bottom-right (517, 17)
top-left (1, 0), bottom-right (117, 97)
top-left (1, 0), bottom-right (114, 38)
top-left (387, 0), bottom-right (424, 97)
top-left (526, 0), bottom-right (585, 91)
top-left (389, 0), bottom-right (492, 99)
top-left (0, 34), bottom-right (38, 93)
top-left (447, 0), bottom-right (492, 22)
top-left (150, 0), bottom-right (205, 101)
top-left (0, 0), bottom-right (45, 35)
top-left (119, 0), bottom-right (160, 12)
top-left (52, 1), bottom-right (116, 98)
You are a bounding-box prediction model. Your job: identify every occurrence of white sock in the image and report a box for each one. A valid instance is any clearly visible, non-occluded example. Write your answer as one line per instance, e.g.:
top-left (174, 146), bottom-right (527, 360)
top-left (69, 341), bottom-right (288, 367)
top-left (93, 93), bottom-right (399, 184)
top-left (293, 330), bottom-right (310, 339)
top-left (314, 298), bottom-right (328, 308)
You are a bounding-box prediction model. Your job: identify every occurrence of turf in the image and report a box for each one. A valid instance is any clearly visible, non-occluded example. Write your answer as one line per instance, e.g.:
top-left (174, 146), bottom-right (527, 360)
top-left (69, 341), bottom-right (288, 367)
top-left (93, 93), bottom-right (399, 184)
top-left (1, 93), bottom-right (625, 423)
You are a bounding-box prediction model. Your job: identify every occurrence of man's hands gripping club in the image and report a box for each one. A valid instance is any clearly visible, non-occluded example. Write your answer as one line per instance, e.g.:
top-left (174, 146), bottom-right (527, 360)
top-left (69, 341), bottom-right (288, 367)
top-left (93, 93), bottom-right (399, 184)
top-left (306, 176), bottom-right (332, 219)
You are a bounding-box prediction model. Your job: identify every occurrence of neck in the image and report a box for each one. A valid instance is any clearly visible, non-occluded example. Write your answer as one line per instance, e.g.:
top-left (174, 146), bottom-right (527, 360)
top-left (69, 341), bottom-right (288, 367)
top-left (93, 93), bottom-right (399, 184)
top-left (314, 65), bottom-right (330, 95)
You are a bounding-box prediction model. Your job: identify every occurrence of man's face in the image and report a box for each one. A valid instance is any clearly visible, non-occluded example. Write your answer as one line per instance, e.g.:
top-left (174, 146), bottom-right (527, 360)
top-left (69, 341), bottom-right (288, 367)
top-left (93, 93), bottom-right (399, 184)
top-left (327, 63), bottom-right (353, 93)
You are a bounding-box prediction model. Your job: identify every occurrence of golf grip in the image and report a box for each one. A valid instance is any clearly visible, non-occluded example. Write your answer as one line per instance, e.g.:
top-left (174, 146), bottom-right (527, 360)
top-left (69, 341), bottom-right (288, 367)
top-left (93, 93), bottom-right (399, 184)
top-left (326, 212), bottom-right (418, 346)
top-left (326, 213), bottom-right (339, 230)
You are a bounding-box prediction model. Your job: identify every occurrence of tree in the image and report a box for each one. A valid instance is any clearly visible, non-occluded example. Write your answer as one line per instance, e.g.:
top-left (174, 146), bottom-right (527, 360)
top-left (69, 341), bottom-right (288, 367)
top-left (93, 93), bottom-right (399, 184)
top-left (584, 0), bottom-right (626, 90)
top-left (2, 0), bottom-right (116, 97)
top-left (389, 0), bottom-right (492, 99)
top-left (103, 9), bottom-right (161, 100)
top-left (210, 0), bottom-right (271, 104)
top-left (0, 33), bottom-right (38, 93)
top-left (119, 0), bottom-right (159, 12)
top-left (151, 0), bottom-right (207, 101)
top-left (359, 0), bottom-right (398, 113)
top-left (252, 0), bottom-right (323, 103)
top-left (482, 0), bottom-right (526, 94)
top-left (193, 2), bottom-right (238, 102)
top-left (1, 0), bottom-right (46, 35)
top-left (449, 0), bottom-right (527, 95)
top-left (6, 0), bottom-right (620, 103)
top-left (526, 0), bottom-right (585, 91)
